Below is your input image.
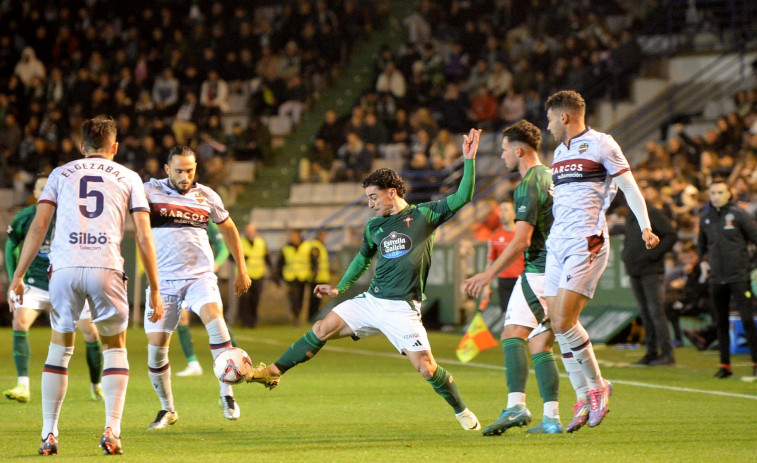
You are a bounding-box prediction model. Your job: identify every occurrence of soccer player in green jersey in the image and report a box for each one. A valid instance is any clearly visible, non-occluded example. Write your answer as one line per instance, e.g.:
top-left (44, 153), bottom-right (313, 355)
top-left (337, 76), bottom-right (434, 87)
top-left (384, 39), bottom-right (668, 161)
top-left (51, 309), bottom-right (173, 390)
top-left (465, 120), bottom-right (568, 435)
top-left (247, 128), bottom-right (482, 430)
top-left (4, 174), bottom-right (104, 404)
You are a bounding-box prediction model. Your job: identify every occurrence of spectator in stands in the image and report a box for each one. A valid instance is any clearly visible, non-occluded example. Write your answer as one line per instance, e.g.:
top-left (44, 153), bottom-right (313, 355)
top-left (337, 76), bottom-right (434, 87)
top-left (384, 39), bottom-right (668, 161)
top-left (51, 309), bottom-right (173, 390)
top-left (486, 200), bottom-right (526, 314)
top-left (376, 61), bottom-right (406, 103)
top-left (301, 138), bottom-right (334, 184)
top-left (172, 91), bottom-right (199, 145)
top-left (336, 131), bottom-right (372, 182)
top-left (487, 60), bottom-right (513, 99)
top-left (360, 112), bottom-right (388, 147)
top-left (200, 69), bottom-right (230, 114)
top-left (499, 87), bottom-right (526, 126)
top-left (152, 68), bottom-right (180, 117)
top-left (470, 87), bottom-right (499, 131)
top-left (278, 75), bottom-right (308, 126)
top-left (14, 47), bottom-right (46, 87)
top-left (665, 241), bottom-right (711, 348)
top-left (429, 129), bottom-right (460, 168)
top-left (316, 109), bottom-right (345, 152)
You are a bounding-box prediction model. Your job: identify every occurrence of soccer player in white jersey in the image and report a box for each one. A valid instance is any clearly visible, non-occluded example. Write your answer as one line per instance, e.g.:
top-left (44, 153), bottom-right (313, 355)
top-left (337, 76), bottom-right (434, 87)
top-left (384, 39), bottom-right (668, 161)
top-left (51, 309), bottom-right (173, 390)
top-left (142, 145), bottom-right (251, 428)
top-left (8, 116), bottom-right (163, 456)
top-left (543, 91), bottom-right (659, 431)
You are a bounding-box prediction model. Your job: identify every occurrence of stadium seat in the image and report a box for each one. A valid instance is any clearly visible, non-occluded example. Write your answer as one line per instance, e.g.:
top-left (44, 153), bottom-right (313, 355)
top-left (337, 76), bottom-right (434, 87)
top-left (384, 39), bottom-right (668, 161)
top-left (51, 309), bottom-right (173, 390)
top-left (229, 161), bottom-right (255, 184)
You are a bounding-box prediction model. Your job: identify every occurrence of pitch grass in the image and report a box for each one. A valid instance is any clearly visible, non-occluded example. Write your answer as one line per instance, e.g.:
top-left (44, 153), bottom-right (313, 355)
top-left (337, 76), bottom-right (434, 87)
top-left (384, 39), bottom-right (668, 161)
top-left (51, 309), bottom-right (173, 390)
top-left (1, 326), bottom-right (756, 462)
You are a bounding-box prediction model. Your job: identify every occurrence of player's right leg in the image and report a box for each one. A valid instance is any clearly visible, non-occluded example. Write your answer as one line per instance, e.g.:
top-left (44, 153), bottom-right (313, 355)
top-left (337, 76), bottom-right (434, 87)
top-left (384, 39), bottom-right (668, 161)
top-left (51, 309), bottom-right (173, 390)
top-left (482, 324), bottom-right (532, 436)
top-left (4, 306), bottom-right (40, 403)
top-left (144, 288), bottom-right (181, 429)
top-left (526, 329), bottom-right (563, 434)
top-left (247, 300), bottom-right (357, 388)
top-left (39, 329), bottom-right (75, 456)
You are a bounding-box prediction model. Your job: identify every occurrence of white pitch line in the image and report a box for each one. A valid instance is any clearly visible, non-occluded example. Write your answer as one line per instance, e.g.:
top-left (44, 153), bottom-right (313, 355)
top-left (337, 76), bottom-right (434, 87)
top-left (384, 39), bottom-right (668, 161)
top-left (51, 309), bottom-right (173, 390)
top-left (237, 336), bottom-right (757, 401)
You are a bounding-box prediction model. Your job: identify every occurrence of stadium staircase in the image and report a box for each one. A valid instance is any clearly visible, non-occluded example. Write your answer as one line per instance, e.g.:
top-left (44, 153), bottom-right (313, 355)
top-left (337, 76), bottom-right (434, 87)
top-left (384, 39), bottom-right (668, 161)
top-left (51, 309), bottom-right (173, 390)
top-left (228, 1), bottom-right (416, 224)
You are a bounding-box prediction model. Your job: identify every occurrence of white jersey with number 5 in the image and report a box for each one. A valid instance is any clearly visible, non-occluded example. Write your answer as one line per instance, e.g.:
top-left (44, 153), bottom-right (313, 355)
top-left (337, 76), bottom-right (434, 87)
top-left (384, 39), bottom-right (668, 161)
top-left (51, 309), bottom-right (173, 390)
top-left (550, 128), bottom-right (630, 238)
top-left (38, 155), bottom-right (149, 272)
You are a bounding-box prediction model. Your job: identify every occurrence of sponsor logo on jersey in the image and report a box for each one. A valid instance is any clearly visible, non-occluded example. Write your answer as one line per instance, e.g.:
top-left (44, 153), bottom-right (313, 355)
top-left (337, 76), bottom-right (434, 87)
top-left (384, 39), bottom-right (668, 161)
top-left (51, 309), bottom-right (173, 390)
top-left (380, 231), bottom-right (412, 258)
top-left (151, 203), bottom-right (209, 228)
top-left (68, 232), bottom-right (110, 250)
top-left (551, 159), bottom-right (606, 185)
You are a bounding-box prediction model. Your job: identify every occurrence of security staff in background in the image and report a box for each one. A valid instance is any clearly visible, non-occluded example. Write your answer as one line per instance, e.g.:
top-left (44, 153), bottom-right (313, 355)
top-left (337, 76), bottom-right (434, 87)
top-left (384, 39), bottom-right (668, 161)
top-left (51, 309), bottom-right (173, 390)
top-left (278, 229), bottom-right (313, 325)
top-left (239, 223), bottom-right (270, 328)
top-left (308, 229), bottom-right (331, 322)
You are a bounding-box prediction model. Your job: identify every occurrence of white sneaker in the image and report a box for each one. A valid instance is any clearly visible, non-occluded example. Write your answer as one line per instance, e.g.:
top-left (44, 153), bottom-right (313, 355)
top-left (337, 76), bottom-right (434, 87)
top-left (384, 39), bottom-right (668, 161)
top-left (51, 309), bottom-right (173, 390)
top-left (219, 395), bottom-right (240, 420)
top-left (455, 408), bottom-right (481, 430)
top-left (176, 361), bottom-right (203, 377)
top-left (148, 409), bottom-right (179, 430)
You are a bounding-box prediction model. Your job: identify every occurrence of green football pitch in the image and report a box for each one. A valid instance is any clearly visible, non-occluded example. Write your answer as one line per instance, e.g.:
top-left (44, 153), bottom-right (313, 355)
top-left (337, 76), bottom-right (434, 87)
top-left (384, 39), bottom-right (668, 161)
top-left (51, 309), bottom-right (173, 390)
top-left (1, 325), bottom-right (756, 462)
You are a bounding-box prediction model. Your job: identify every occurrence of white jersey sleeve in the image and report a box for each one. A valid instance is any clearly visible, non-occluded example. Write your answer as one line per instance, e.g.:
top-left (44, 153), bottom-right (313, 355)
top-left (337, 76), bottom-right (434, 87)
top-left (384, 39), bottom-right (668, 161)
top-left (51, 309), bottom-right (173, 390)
top-left (40, 157), bottom-right (147, 272)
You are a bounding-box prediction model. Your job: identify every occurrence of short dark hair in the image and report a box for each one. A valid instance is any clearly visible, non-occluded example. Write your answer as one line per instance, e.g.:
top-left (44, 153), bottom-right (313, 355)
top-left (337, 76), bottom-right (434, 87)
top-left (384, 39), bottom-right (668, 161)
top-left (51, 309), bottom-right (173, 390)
top-left (81, 116), bottom-right (117, 152)
top-left (362, 168), bottom-right (406, 197)
top-left (166, 145), bottom-right (196, 164)
top-left (545, 90), bottom-right (586, 115)
top-left (502, 119), bottom-right (542, 152)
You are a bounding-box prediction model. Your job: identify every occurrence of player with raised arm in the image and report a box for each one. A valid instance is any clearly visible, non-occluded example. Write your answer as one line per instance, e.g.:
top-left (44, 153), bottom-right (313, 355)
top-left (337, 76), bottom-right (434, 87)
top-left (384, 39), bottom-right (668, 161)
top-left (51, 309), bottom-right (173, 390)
top-left (246, 129), bottom-right (482, 430)
top-left (544, 91), bottom-right (659, 431)
top-left (4, 174), bottom-right (104, 404)
top-left (143, 145), bottom-right (251, 428)
top-left (8, 116), bottom-right (163, 455)
top-left (465, 120), bottom-right (565, 435)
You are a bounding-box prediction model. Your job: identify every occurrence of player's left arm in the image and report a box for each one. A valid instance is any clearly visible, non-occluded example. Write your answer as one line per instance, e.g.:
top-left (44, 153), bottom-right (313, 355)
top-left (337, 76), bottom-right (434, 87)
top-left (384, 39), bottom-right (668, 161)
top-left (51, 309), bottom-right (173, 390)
top-left (8, 204), bottom-right (55, 310)
top-left (445, 128), bottom-right (480, 213)
top-left (736, 207), bottom-right (757, 246)
top-left (603, 135), bottom-right (659, 249)
top-left (217, 218), bottom-right (252, 296)
top-left (614, 172), bottom-right (659, 249)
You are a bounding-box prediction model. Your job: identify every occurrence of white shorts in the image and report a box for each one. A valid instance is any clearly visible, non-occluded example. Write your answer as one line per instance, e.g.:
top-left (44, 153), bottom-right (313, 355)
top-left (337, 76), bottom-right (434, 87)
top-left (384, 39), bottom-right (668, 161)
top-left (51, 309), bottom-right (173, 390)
top-left (545, 235), bottom-right (610, 299)
top-left (144, 274), bottom-right (222, 333)
top-left (20, 285), bottom-right (93, 319)
top-left (504, 273), bottom-right (549, 339)
top-left (48, 267), bottom-right (129, 336)
top-left (333, 292), bottom-right (431, 354)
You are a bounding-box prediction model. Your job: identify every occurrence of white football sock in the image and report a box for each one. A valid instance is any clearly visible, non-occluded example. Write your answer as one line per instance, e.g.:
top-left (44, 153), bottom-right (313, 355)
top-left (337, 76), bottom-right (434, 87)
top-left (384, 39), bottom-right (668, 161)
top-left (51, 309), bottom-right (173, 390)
top-left (102, 348), bottom-right (129, 436)
top-left (556, 323), bottom-right (604, 390)
top-left (147, 344), bottom-right (174, 411)
top-left (41, 343), bottom-right (74, 438)
top-left (206, 318), bottom-right (233, 396)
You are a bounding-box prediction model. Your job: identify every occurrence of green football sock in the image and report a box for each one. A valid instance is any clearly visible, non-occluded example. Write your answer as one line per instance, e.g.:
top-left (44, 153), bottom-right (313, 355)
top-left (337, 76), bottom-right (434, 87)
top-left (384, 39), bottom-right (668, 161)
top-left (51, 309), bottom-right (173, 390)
top-left (12, 330), bottom-right (30, 377)
top-left (427, 366), bottom-right (466, 414)
top-left (274, 330), bottom-right (326, 373)
top-left (229, 328), bottom-right (238, 348)
top-left (532, 351), bottom-right (559, 403)
top-left (503, 337), bottom-right (529, 394)
top-left (177, 325), bottom-right (198, 363)
top-left (85, 339), bottom-right (103, 384)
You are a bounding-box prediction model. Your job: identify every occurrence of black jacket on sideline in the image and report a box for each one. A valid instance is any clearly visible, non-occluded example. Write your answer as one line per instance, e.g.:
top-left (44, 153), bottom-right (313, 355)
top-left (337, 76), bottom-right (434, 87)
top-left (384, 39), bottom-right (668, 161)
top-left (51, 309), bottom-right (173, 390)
top-left (622, 207), bottom-right (677, 276)
top-left (697, 202), bottom-right (757, 284)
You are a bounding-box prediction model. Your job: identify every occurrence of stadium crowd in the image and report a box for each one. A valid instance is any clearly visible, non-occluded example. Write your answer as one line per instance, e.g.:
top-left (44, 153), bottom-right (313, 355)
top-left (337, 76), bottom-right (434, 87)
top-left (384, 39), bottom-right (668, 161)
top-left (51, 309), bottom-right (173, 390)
top-left (0, 0), bottom-right (388, 205)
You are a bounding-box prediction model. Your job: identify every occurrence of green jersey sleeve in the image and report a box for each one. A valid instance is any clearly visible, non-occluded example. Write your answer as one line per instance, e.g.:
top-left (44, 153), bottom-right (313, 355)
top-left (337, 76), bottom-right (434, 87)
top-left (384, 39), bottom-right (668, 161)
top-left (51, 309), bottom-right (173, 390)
top-left (335, 223), bottom-right (377, 293)
top-left (5, 206), bottom-right (33, 277)
top-left (207, 221), bottom-right (230, 267)
top-left (418, 158), bottom-right (475, 226)
top-left (514, 179), bottom-right (541, 226)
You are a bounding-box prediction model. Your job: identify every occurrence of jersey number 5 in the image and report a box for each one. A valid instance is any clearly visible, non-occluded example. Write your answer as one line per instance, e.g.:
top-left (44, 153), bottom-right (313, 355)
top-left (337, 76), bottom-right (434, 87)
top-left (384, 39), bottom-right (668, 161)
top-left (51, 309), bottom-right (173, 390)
top-left (79, 175), bottom-right (104, 218)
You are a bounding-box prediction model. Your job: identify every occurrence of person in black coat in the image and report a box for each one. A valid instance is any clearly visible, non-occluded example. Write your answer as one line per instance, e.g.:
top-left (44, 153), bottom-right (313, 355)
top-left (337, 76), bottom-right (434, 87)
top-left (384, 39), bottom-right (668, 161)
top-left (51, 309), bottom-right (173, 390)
top-left (622, 186), bottom-right (678, 366)
top-left (698, 179), bottom-right (757, 379)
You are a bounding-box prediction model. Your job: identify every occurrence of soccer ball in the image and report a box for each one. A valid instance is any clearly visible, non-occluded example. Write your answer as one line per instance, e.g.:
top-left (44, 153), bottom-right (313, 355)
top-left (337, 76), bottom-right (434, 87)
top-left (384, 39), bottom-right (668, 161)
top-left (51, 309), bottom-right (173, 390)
top-left (213, 347), bottom-right (253, 384)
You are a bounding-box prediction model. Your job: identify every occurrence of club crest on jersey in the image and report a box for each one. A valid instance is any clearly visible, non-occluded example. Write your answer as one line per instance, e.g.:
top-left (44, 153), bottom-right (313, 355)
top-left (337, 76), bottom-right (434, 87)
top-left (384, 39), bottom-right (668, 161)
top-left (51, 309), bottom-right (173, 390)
top-left (194, 193), bottom-right (207, 204)
top-left (380, 231), bottom-right (412, 258)
top-left (403, 216), bottom-right (414, 228)
top-left (578, 142), bottom-right (589, 154)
